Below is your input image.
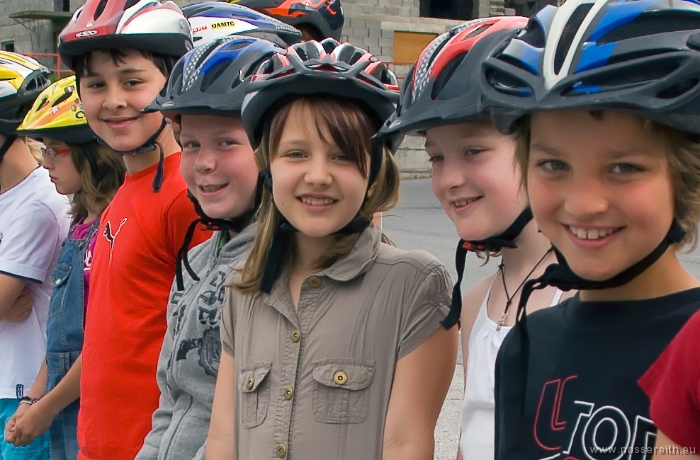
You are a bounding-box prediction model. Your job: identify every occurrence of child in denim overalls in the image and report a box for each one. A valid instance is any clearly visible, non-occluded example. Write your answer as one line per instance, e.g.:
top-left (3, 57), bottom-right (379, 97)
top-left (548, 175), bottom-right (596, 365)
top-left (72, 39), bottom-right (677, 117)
top-left (5, 76), bottom-right (125, 460)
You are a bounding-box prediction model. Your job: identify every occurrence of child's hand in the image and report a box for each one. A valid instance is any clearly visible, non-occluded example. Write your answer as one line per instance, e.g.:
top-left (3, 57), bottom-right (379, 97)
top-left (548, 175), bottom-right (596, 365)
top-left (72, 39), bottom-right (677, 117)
top-left (9, 402), bottom-right (52, 447)
top-left (5, 288), bottom-right (32, 322)
top-left (12, 402), bottom-right (54, 447)
top-left (4, 403), bottom-right (28, 444)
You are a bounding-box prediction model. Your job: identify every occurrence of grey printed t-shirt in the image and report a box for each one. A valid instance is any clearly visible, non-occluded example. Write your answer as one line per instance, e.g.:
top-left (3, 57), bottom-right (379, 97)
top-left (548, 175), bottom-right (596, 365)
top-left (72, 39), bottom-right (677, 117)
top-left (220, 225), bottom-right (452, 460)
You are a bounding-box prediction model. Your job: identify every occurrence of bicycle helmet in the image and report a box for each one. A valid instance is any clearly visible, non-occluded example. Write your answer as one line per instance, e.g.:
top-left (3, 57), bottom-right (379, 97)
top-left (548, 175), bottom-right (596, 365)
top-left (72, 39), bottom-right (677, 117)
top-left (481, 0), bottom-right (700, 134)
top-left (0, 52), bottom-right (53, 136)
top-left (378, 17), bottom-right (528, 139)
top-left (149, 36), bottom-right (284, 118)
top-left (243, 39), bottom-right (400, 152)
top-left (230, 0), bottom-right (344, 41)
top-left (18, 75), bottom-right (94, 144)
top-left (184, 2), bottom-right (302, 46)
top-left (58, 0), bottom-right (193, 71)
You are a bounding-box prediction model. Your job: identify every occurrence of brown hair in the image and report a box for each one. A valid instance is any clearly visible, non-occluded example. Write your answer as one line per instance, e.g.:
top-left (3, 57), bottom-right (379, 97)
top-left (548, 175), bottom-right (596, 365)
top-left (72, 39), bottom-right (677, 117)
top-left (67, 141), bottom-right (126, 222)
top-left (515, 111), bottom-right (700, 250)
top-left (234, 96), bottom-right (400, 294)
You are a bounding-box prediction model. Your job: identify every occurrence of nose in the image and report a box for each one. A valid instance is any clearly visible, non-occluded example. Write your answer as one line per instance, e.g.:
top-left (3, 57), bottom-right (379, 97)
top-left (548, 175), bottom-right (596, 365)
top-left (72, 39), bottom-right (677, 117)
top-left (304, 154), bottom-right (332, 186)
top-left (563, 173), bottom-right (609, 219)
top-left (437, 155), bottom-right (466, 192)
top-left (103, 85), bottom-right (127, 111)
top-left (193, 146), bottom-right (216, 174)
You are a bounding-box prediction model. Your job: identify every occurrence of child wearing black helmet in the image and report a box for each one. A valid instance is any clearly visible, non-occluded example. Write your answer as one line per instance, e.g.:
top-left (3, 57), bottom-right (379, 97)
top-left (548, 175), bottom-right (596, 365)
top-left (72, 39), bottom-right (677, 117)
top-left (480, 0), bottom-right (700, 458)
top-left (206, 39), bottom-right (457, 460)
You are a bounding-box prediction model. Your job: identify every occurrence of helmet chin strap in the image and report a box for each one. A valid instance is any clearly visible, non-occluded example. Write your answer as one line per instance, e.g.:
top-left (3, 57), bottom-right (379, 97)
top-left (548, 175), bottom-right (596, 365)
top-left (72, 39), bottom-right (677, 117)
top-left (257, 169), bottom-right (370, 294)
top-left (0, 134), bottom-right (18, 165)
top-left (500, 220), bottom-right (686, 451)
top-left (96, 117), bottom-right (168, 192)
top-left (440, 207), bottom-right (534, 329)
top-left (175, 174), bottom-right (265, 291)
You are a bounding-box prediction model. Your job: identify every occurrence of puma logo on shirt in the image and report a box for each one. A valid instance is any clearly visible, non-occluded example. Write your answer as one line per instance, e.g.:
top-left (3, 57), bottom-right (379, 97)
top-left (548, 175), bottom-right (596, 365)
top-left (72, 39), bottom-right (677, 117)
top-left (103, 218), bottom-right (128, 263)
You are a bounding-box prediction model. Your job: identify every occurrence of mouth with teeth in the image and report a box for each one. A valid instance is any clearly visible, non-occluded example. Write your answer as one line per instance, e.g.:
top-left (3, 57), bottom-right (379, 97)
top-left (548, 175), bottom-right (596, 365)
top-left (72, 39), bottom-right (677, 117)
top-left (453, 197), bottom-right (482, 208)
top-left (299, 196), bottom-right (337, 206)
top-left (199, 184), bottom-right (227, 193)
top-left (568, 225), bottom-right (621, 240)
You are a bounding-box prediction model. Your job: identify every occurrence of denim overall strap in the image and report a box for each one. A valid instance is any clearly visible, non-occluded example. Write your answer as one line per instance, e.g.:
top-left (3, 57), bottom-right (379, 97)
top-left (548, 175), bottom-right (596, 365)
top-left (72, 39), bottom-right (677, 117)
top-left (44, 219), bottom-right (99, 460)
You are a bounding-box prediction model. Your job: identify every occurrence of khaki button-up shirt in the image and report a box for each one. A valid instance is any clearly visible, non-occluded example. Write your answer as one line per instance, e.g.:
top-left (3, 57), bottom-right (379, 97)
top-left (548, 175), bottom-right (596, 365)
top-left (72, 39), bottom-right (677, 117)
top-left (221, 225), bottom-right (452, 459)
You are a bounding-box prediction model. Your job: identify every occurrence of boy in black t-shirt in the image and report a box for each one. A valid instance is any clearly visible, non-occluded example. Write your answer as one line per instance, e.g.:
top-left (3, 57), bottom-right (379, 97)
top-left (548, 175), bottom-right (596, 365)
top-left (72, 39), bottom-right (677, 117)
top-left (478, 0), bottom-right (700, 458)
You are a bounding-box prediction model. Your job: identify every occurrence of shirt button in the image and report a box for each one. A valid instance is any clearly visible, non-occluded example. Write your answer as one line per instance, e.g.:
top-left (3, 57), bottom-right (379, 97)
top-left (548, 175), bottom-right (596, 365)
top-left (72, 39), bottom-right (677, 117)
top-left (307, 276), bottom-right (322, 288)
top-left (246, 377), bottom-right (255, 390)
top-left (276, 444), bottom-right (287, 457)
top-left (333, 371), bottom-right (348, 386)
top-left (291, 330), bottom-right (301, 343)
top-left (283, 386), bottom-right (294, 400)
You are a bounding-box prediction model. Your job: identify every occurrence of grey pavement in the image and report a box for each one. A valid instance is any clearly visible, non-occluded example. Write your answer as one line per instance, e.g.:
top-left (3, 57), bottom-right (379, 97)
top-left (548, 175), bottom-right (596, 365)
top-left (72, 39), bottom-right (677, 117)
top-left (380, 177), bottom-right (700, 460)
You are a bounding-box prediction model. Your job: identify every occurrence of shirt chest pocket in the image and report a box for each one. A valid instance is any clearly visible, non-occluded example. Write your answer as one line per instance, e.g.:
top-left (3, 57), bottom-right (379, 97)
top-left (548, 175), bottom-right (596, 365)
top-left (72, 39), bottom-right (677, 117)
top-left (238, 361), bottom-right (272, 428)
top-left (312, 358), bottom-right (375, 424)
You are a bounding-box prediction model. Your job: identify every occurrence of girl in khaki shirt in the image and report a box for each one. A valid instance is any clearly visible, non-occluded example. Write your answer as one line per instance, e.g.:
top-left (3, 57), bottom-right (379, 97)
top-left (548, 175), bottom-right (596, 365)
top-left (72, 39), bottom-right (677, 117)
top-left (206, 40), bottom-right (458, 460)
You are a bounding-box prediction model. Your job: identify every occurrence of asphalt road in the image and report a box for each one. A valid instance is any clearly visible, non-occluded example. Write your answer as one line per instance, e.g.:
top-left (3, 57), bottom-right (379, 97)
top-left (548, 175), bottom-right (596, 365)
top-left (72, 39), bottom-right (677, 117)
top-left (380, 177), bottom-right (700, 460)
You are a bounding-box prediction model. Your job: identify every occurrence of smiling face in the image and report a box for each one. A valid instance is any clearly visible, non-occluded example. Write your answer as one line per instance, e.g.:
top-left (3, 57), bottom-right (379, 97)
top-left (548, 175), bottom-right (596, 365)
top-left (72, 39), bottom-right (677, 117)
top-left (79, 49), bottom-right (167, 152)
top-left (41, 138), bottom-right (82, 195)
top-left (425, 121), bottom-right (527, 241)
top-left (269, 102), bottom-right (369, 238)
top-left (527, 110), bottom-right (675, 281)
top-left (179, 114), bottom-right (259, 220)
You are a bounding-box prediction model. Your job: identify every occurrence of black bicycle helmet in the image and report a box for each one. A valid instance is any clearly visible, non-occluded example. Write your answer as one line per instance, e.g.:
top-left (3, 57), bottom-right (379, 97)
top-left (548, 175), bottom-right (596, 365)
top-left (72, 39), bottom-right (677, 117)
top-left (378, 17), bottom-right (528, 140)
top-left (183, 1), bottom-right (302, 46)
top-left (230, 0), bottom-right (344, 41)
top-left (481, 0), bottom-right (700, 135)
top-left (148, 35), bottom-right (284, 118)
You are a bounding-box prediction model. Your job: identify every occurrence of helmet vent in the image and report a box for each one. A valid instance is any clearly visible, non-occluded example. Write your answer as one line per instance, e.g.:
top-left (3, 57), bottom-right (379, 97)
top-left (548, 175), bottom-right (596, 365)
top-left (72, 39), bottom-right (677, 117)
top-left (519, 20), bottom-right (546, 48)
top-left (487, 68), bottom-right (532, 96)
top-left (554, 4), bottom-right (593, 74)
top-left (124, 0), bottom-right (139, 10)
top-left (53, 88), bottom-right (73, 107)
top-left (464, 23), bottom-right (492, 40)
top-left (201, 61), bottom-right (231, 92)
top-left (656, 78), bottom-right (699, 99)
top-left (431, 51), bottom-right (468, 100)
top-left (93, 0), bottom-right (109, 20)
top-left (567, 60), bottom-right (679, 93)
top-left (597, 14), bottom-right (700, 45)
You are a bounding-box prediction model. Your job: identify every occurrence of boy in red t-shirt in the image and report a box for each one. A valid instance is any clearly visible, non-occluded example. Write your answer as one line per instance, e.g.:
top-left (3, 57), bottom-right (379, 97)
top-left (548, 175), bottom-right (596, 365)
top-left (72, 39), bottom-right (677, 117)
top-left (57, 1), bottom-right (210, 459)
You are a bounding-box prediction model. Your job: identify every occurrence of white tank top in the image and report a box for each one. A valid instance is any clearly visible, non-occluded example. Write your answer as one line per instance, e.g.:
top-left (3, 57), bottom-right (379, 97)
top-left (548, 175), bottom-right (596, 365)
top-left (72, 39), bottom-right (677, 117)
top-left (459, 277), bottom-right (562, 459)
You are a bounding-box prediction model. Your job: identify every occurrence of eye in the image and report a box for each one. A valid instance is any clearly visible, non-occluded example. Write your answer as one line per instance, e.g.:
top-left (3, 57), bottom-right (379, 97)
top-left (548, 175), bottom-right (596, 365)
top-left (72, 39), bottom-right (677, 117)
top-left (611, 163), bottom-right (643, 174)
top-left (182, 141), bottom-right (200, 150)
top-left (427, 154), bottom-right (443, 163)
top-left (537, 159), bottom-right (569, 172)
top-left (285, 150), bottom-right (306, 159)
top-left (464, 148), bottom-right (483, 156)
top-left (85, 80), bottom-right (104, 89)
top-left (124, 79), bottom-right (142, 88)
top-left (333, 153), bottom-right (352, 162)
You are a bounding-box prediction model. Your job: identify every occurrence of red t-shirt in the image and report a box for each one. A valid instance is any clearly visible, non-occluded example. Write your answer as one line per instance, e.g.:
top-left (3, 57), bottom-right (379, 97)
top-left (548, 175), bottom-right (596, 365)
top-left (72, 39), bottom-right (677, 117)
top-left (78, 153), bottom-right (210, 460)
top-left (639, 310), bottom-right (700, 452)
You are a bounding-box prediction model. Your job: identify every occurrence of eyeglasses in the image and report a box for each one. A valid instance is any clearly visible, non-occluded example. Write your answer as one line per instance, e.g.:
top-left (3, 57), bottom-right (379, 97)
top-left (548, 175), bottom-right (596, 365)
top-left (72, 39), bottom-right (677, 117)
top-left (41, 146), bottom-right (71, 161)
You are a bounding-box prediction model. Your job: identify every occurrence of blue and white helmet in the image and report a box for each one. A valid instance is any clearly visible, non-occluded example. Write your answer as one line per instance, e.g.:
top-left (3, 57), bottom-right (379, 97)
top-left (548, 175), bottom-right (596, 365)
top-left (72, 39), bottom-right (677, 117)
top-left (183, 1), bottom-right (302, 46)
top-left (481, 0), bottom-right (700, 134)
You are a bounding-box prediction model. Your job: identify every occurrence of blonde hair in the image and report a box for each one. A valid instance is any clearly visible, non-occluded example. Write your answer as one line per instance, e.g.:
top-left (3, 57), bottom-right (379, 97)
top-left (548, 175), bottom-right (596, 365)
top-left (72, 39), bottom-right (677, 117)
top-left (68, 141), bottom-right (126, 222)
top-left (515, 111), bottom-right (700, 251)
top-left (25, 138), bottom-right (44, 163)
top-left (234, 97), bottom-right (400, 294)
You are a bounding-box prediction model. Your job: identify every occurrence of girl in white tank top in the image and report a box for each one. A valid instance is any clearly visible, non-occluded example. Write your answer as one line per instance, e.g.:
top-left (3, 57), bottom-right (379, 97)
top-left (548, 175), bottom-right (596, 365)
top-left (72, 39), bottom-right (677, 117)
top-left (374, 16), bottom-right (573, 460)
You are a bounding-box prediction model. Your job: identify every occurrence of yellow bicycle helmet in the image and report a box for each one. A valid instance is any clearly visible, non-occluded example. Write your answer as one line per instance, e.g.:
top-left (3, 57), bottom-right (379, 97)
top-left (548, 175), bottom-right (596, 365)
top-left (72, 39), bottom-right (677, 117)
top-left (0, 51), bottom-right (52, 136)
top-left (18, 75), bottom-right (94, 144)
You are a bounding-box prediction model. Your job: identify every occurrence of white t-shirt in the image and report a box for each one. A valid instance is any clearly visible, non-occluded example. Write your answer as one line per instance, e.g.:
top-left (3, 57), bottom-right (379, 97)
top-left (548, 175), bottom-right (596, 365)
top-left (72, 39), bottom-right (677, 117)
top-left (0, 167), bottom-right (71, 399)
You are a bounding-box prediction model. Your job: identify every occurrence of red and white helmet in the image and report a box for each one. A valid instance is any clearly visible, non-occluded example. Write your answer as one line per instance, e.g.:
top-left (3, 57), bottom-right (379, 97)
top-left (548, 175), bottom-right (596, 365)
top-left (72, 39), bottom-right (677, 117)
top-left (58, 0), bottom-right (193, 71)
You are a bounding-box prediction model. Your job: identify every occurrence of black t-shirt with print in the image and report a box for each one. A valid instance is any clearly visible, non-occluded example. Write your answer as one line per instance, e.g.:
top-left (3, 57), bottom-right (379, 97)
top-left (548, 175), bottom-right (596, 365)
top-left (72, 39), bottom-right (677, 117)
top-left (494, 288), bottom-right (700, 460)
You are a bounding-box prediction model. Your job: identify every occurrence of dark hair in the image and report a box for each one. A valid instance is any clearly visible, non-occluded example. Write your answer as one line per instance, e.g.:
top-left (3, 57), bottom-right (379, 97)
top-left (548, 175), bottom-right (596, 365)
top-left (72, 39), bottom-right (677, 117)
top-left (74, 48), bottom-right (173, 91)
